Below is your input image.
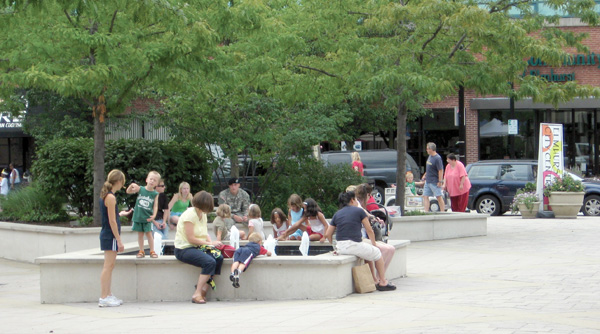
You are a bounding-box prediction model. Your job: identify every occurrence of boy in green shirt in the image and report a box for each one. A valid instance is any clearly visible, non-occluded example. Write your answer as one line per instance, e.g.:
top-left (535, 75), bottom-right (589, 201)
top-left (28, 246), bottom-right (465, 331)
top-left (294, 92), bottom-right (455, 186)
top-left (127, 171), bottom-right (161, 258)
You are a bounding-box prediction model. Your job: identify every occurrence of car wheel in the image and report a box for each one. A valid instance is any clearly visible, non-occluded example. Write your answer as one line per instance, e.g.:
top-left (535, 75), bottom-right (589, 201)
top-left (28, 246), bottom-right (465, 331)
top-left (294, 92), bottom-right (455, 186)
top-left (373, 186), bottom-right (384, 205)
top-left (429, 199), bottom-right (440, 212)
top-left (386, 198), bottom-right (396, 206)
top-left (583, 195), bottom-right (600, 216)
top-left (475, 195), bottom-right (500, 216)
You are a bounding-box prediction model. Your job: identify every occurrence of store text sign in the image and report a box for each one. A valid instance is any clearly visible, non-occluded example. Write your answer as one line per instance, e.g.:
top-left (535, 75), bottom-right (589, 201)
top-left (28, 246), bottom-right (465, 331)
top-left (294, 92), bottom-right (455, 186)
top-left (522, 54), bottom-right (600, 82)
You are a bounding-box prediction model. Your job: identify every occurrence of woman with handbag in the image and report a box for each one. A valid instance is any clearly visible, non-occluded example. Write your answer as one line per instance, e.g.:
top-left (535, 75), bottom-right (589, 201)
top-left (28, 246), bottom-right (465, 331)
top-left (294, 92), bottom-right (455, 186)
top-left (174, 191), bottom-right (223, 304)
top-left (324, 191), bottom-right (396, 291)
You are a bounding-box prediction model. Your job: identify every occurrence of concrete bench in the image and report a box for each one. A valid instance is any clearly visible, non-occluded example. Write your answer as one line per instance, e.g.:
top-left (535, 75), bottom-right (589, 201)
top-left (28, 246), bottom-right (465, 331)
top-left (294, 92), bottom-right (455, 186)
top-left (36, 239), bottom-right (410, 303)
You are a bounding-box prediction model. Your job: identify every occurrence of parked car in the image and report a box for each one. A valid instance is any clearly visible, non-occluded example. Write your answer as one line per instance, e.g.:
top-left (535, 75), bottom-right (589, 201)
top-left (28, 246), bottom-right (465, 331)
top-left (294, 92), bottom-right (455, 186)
top-left (465, 160), bottom-right (600, 216)
top-left (320, 149), bottom-right (421, 204)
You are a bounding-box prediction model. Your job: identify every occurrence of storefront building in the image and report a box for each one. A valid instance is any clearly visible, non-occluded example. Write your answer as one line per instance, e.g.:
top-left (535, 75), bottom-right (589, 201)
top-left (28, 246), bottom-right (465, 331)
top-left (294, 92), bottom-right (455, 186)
top-left (421, 19), bottom-right (600, 176)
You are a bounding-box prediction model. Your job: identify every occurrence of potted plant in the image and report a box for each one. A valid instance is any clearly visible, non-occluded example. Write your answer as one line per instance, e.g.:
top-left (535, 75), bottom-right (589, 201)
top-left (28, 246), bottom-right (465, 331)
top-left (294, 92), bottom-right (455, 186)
top-left (543, 173), bottom-right (585, 219)
top-left (511, 183), bottom-right (540, 219)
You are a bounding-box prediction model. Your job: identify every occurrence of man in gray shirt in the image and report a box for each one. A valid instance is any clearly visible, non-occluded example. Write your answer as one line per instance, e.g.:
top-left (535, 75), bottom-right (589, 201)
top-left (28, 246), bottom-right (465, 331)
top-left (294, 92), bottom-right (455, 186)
top-left (422, 142), bottom-right (445, 212)
top-left (218, 178), bottom-right (250, 224)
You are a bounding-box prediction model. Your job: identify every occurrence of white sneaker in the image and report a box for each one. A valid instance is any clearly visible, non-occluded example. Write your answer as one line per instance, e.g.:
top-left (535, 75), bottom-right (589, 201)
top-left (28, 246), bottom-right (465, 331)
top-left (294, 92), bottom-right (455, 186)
top-left (99, 296), bottom-right (121, 307)
top-left (108, 295), bottom-right (123, 305)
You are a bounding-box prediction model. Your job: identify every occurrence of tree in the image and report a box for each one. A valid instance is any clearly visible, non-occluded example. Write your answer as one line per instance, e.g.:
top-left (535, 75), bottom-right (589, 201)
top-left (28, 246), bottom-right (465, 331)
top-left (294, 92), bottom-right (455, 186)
top-left (229, 0), bottom-right (600, 212)
top-left (0, 1), bottom-right (219, 223)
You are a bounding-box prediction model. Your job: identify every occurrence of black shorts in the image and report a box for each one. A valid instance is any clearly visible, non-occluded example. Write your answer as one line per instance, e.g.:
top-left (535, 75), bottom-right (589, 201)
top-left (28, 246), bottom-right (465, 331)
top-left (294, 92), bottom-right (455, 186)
top-left (100, 238), bottom-right (118, 251)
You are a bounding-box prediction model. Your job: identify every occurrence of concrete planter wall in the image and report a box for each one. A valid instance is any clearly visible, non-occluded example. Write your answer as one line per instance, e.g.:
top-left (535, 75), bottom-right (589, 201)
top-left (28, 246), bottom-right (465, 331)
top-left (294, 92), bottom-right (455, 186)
top-left (0, 222), bottom-right (138, 263)
top-left (548, 192), bottom-right (585, 219)
top-left (388, 213), bottom-right (487, 241)
top-left (36, 239), bottom-right (410, 303)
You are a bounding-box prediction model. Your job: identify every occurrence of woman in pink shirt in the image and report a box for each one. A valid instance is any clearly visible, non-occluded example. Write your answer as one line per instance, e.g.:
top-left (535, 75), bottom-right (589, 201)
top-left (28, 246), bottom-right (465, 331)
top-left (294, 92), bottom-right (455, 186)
top-left (443, 153), bottom-right (471, 212)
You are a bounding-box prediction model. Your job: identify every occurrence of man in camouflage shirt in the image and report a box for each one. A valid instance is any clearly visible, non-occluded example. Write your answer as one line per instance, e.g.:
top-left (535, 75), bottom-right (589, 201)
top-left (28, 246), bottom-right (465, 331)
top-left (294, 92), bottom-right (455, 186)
top-left (218, 178), bottom-right (250, 224)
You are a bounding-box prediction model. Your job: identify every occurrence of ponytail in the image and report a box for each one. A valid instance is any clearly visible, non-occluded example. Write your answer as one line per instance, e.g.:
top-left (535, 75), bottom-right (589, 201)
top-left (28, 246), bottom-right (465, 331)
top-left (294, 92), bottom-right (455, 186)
top-left (101, 169), bottom-right (126, 200)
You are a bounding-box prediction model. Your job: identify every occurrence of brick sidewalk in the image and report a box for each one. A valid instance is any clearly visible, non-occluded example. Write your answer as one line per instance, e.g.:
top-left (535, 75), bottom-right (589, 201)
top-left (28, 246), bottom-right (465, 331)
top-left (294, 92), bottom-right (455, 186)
top-left (1, 215), bottom-right (599, 333)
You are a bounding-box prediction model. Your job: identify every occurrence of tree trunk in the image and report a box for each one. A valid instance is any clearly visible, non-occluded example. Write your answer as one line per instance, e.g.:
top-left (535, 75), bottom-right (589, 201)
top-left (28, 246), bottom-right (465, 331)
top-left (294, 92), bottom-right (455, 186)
top-left (93, 109), bottom-right (106, 226)
top-left (396, 102), bottom-right (408, 215)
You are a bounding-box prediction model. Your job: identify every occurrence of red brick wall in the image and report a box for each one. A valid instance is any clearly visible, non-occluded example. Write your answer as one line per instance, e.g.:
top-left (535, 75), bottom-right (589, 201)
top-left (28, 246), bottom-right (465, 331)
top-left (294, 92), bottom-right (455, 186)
top-left (425, 25), bottom-right (600, 164)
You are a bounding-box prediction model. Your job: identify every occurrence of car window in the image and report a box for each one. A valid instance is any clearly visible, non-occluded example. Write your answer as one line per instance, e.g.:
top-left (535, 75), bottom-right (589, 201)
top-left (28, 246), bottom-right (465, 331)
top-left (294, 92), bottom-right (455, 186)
top-left (362, 152), bottom-right (397, 168)
top-left (468, 165), bottom-right (499, 180)
top-left (500, 164), bottom-right (535, 181)
top-left (324, 154), bottom-right (351, 165)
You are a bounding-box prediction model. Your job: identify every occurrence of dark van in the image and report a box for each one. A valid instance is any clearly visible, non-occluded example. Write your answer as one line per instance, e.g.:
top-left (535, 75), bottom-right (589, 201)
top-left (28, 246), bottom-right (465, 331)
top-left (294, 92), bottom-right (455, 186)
top-left (320, 149), bottom-right (421, 204)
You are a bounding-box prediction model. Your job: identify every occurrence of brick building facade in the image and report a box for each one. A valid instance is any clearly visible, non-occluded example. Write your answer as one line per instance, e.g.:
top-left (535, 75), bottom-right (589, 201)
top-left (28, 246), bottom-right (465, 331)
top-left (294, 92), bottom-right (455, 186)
top-left (423, 20), bottom-right (600, 176)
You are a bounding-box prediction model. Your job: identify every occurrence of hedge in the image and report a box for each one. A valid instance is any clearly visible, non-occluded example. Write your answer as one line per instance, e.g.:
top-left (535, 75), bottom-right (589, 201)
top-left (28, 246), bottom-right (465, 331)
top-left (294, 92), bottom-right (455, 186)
top-left (32, 138), bottom-right (213, 217)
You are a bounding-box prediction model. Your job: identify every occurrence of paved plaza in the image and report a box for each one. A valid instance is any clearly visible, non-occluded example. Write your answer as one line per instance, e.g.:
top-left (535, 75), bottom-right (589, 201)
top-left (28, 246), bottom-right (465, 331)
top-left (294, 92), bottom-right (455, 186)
top-left (1, 215), bottom-right (600, 333)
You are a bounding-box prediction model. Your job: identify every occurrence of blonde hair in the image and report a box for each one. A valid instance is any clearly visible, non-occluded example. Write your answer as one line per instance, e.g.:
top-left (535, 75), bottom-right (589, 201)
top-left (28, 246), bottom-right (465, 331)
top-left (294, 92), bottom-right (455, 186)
top-left (148, 170), bottom-right (161, 179)
top-left (248, 203), bottom-right (261, 219)
top-left (178, 182), bottom-right (192, 200)
top-left (287, 194), bottom-right (302, 209)
top-left (345, 185), bottom-right (358, 193)
top-left (248, 232), bottom-right (263, 243)
top-left (216, 204), bottom-right (231, 218)
top-left (351, 152), bottom-right (361, 162)
top-left (101, 170), bottom-right (125, 200)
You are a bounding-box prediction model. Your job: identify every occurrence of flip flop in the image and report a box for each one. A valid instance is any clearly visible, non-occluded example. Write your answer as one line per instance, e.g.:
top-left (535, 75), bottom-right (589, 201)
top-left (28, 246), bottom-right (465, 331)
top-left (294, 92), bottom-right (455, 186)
top-left (136, 251), bottom-right (145, 258)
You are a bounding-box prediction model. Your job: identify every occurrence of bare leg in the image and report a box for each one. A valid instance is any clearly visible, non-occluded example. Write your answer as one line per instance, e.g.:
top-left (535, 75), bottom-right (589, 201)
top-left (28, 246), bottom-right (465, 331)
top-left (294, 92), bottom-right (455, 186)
top-left (422, 195), bottom-right (430, 212)
top-left (367, 260), bottom-right (378, 283)
top-left (146, 231), bottom-right (155, 253)
top-left (374, 258), bottom-right (389, 286)
top-left (309, 234), bottom-right (321, 241)
top-left (193, 274), bottom-right (210, 301)
top-left (137, 232), bottom-right (144, 251)
top-left (436, 195), bottom-right (445, 212)
top-left (376, 241), bottom-right (395, 272)
top-left (100, 251), bottom-right (117, 298)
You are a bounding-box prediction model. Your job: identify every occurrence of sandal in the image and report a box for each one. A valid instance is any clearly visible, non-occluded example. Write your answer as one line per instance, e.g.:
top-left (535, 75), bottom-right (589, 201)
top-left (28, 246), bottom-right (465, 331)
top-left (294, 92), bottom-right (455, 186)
top-left (191, 296), bottom-right (206, 304)
top-left (136, 251), bottom-right (145, 258)
top-left (150, 251), bottom-right (158, 258)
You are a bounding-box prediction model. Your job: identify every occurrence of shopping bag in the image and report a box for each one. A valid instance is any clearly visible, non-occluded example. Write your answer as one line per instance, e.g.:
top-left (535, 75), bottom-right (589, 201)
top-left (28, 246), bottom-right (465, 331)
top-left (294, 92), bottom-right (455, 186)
top-left (263, 234), bottom-right (277, 256)
top-left (153, 232), bottom-right (163, 256)
top-left (351, 263), bottom-right (376, 293)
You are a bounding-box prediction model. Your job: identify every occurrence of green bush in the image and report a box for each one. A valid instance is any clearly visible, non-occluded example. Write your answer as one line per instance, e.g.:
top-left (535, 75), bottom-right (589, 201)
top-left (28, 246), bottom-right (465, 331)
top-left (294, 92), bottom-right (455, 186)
top-left (257, 156), bottom-right (364, 218)
top-left (0, 183), bottom-right (69, 223)
top-left (32, 138), bottom-right (213, 217)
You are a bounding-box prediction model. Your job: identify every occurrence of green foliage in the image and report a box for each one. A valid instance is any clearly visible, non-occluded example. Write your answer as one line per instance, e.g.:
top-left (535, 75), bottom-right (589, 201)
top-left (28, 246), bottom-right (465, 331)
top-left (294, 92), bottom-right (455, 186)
top-left (32, 138), bottom-right (213, 217)
top-left (511, 191), bottom-right (539, 213)
top-left (522, 182), bottom-right (537, 193)
top-left (0, 183), bottom-right (69, 223)
top-left (403, 211), bottom-right (434, 216)
top-left (22, 89), bottom-right (93, 142)
top-left (257, 155), bottom-right (364, 218)
top-left (543, 173), bottom-right (585, 197)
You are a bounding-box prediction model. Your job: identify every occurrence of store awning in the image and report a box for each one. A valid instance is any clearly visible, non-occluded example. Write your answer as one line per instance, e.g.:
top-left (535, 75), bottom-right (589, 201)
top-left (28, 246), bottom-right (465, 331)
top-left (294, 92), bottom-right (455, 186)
top-left (471, 97), bottom-right (600, 110)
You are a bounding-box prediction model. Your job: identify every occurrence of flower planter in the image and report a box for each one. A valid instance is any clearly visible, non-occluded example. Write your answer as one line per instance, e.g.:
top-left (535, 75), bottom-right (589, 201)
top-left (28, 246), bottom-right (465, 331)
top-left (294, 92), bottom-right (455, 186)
top-left (518, 202), bottom-right (539, 219)
top-left (548, 192), bottom-right (585, 219)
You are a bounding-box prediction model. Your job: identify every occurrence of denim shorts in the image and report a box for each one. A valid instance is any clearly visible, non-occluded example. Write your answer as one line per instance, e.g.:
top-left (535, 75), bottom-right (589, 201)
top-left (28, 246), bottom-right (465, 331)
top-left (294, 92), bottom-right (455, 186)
top-left (151, 219), bottom-right (168, 240)
top-left (423, 182), bottom-right (443, 197)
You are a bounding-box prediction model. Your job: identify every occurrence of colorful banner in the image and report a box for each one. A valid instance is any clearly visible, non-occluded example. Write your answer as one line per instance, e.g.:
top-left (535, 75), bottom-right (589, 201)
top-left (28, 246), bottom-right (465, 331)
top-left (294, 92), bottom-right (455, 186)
top-left (536, 123), bottom-right (564, 211)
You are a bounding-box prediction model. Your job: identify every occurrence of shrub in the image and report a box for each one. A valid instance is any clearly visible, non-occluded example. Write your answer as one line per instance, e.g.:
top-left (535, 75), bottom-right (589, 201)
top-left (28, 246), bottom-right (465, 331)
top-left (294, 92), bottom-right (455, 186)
top-left (257, 156), bottom-right (364, 217)
top-left (32, 138), bottom-right (213, 217)
top-left (0, 183), bottom-right (69, 223)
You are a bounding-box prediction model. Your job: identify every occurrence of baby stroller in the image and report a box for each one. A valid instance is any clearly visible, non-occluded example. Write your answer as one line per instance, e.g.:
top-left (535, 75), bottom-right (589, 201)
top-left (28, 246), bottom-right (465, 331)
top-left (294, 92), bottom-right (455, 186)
top-left (369, 204), bottom-right (390, 243)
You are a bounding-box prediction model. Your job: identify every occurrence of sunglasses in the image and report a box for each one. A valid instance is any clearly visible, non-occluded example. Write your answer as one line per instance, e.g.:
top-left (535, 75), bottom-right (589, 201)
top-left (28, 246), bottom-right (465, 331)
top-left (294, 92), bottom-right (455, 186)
top-left (157, 185), bottom-right (165, 188)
